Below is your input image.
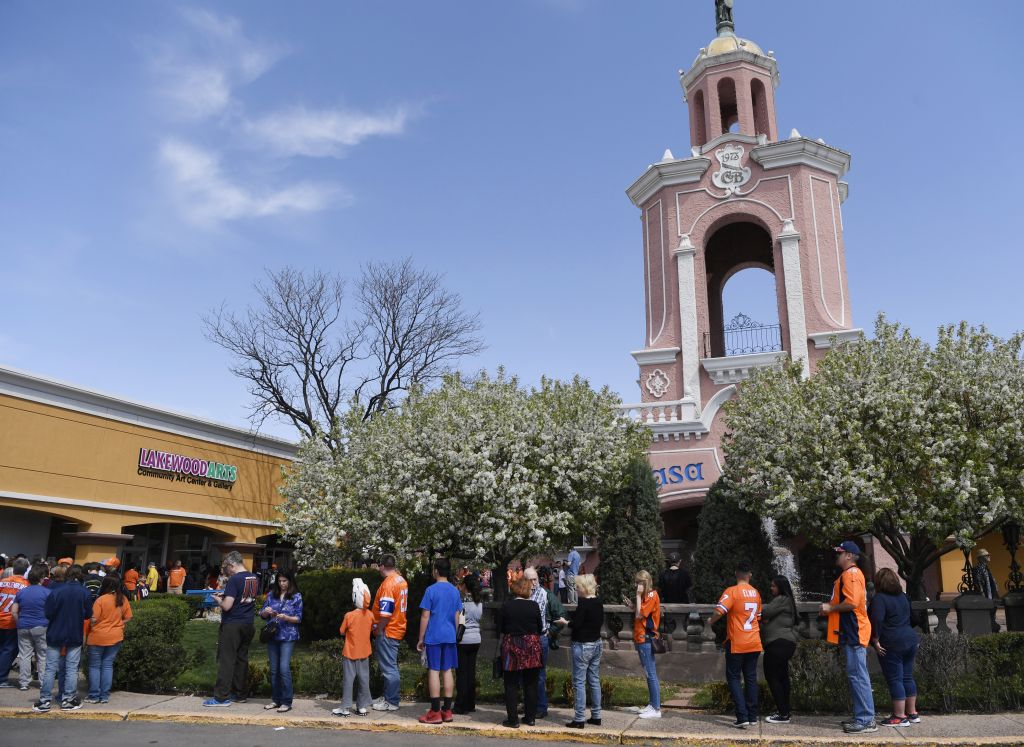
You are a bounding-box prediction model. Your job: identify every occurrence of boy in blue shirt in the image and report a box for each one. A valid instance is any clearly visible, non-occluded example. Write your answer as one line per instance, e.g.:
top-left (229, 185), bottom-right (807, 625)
top-left (416, 558), bottom-right (462, 724)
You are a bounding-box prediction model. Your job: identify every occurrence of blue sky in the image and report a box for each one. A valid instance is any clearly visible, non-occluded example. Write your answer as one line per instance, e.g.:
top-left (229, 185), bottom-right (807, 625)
top-left (2, 1), bottom-right (1021, 442)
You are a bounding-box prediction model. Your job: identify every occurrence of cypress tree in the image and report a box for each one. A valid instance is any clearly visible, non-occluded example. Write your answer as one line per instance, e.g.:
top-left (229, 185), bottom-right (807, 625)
top-left (691, 479), bottom-right (776, 604)
top-left (596, 456), bottom-right (665, 603)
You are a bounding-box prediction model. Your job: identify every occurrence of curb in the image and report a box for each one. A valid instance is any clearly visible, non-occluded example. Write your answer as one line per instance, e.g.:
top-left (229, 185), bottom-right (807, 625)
top-left (2, 707), bottom-right (1023, 746)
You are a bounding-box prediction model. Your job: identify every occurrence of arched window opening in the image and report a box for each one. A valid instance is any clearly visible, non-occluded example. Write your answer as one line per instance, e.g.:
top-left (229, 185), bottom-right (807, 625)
top-left (703, 221), bottom-right (781, 358)
top-left (720, 269), bottom-right (781, 356)
top-left (692, 90), bottom-right (707, 145)
top-left (717, 77), bottom-right (739, 135)
top-left (751, 78), bottom-right (770, 136)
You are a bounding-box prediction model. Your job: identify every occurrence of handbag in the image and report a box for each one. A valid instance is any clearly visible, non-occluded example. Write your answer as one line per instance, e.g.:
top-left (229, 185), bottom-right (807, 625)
top-left (646, 611), bottom-right (667, 654)
top-left (259, 619), bottom-right (279, 644)
top-left (456, 610), bottom-right (467, 643)
top-left (491, 634), bottom-right (504, 679)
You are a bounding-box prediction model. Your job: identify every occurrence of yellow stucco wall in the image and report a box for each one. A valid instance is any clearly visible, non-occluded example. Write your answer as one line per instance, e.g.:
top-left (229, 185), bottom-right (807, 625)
top-left (0, 393), bottom-right (291, 552)
top-left (938, 532), bottom-right (1015, 596)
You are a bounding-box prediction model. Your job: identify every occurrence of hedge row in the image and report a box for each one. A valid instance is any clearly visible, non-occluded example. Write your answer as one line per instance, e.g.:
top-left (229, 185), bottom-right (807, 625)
top-left (112, 596), bottom-right (191, 693)
top-left (296, 567), bottom-right (434, 643)
top-left (694, 634), bottom-right (1024, 714)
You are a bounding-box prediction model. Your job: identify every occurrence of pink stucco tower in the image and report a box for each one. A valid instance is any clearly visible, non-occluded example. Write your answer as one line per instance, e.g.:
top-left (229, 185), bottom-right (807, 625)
top-left (623, 3), bottom-right (861, 548)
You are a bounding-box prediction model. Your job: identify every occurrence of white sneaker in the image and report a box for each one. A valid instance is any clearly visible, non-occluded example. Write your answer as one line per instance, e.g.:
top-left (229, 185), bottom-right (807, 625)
top-left (372, 700), bottom-right (399, 711)
top-left (638, 708), bottom-right (662, 719)
top-left (332, 707), bottom-right (351, 716)
top-left (627, 704), bottom-right (652, 714)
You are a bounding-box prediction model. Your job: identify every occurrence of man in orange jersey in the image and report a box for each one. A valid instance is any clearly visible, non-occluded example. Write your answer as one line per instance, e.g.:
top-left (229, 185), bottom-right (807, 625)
top-left (821, 541), bottom-right (875, 734)
top-left (0, 558), bottom-right (31, 687)
top-left (370, 554), bottom-right (408, 712)
top-left (167, 561), bottom-right (187, 595)
top-left (708, 560), bottom-right (762, 729)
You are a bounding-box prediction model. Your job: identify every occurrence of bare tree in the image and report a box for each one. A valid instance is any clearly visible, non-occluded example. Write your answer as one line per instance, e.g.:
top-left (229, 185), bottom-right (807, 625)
top-left (204, 260), bottom-right (484, 451)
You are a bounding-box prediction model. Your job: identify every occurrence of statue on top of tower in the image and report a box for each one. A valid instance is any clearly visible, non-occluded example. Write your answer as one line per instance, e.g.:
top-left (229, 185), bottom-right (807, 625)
top-left (715, 0), bottom-right (735, 36)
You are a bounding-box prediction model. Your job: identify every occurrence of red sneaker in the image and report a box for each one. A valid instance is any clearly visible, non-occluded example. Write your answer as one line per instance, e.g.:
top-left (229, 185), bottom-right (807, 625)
top-left (418, 709), bottom-right (443, 724)
top-left (441, 709), bottom-right (454, 722)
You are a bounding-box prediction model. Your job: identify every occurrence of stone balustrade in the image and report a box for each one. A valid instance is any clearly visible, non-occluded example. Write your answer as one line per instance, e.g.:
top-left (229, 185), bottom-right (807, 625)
top-left (480, 599), bottom-right (964, 651)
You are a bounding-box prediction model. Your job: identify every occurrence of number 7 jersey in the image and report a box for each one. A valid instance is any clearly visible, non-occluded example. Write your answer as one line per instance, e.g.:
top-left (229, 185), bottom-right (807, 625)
top-left (373, 573), bottom-right (409, 641)
top-left (716, 582), bottom-right (763, 653)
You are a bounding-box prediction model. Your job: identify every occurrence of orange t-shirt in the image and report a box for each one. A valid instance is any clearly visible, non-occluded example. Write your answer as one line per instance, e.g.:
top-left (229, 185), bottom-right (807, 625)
top-left (827, 566), bottom-right (871, 647)
top-left (168, 568), bottom-right (187, 588)
top-left (340, 608), bottom-right (374, 660)
top-left (89, 592), bottom-right (134, 646)
top-left (632, 590), bottom-right (661, 643)
top-left (123, 569), bottom-right (139, 591)
top-left (372, 573), bottom-right (409, 640)
top-left (0, 576), bottom-right (29, 629)
top-left (716, 582), bottom-right (763, 654)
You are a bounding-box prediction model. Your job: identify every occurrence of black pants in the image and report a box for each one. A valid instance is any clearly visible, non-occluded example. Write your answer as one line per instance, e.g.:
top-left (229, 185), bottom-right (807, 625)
top-left (763, 638), bottom-right (796, 718)
top-left (504, 667), bottom-right (539, 724)
top-left (455, 643), bottom-right (479, 711)
top-left (214, 622), bottom-right (254, 701)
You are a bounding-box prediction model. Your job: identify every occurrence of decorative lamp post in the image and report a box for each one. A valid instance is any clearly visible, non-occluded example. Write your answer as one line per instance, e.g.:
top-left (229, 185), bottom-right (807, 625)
top-left (1002, 521), bottom-right (1022, 593)
top-left (957, 548), bottom-right (977, 594)
top-left (1001, 521), bottom-right (1024, 632)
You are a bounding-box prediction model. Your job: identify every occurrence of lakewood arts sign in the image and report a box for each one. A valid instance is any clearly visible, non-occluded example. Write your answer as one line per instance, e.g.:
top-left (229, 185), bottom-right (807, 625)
top-left (137, 447), bottom-right (238, 490)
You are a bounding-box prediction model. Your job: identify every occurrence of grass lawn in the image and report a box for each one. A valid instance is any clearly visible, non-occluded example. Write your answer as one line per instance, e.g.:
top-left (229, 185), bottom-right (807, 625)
top-left (175, 619), bottom-right (681, 707)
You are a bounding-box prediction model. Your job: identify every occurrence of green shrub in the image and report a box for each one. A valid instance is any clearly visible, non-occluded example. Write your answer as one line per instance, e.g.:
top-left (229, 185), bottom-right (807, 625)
top-left (914, 632), bottom-right (970, 712)
top-left (789, 639), bottom-right (849, 712)
top-left (112, 596), bottom-right (190, 693)
top-left (595, 456), bottom-right (665, 604)
top-left (952, 632), bottom-right (1024, 712)
top-left (247, 662), bottom-right (270, 696)
top-left (562, 673), bottom-right (617, 708)
top-left (294, 639), bottom-right (346, 696)
top-left (296, 569), bottom-right (383, 641)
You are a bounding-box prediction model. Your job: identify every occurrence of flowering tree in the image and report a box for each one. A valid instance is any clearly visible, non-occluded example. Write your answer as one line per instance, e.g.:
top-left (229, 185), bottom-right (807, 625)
top-left (278, 370), bottom-right (649, 594)
top-left (720, 316), bottom-right (1024, 599)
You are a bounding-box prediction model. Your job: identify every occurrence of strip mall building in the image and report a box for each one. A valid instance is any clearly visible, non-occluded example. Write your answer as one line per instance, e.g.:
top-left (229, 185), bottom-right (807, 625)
top-left (0, 365), bottom-right (297, 572)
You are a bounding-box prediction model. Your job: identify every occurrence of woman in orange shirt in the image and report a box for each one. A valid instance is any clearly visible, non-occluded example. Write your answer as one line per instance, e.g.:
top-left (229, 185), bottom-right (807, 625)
top-left (86, 574), bottom-right (133, 703)
top-left (626, 570), bottom-right (662, 719)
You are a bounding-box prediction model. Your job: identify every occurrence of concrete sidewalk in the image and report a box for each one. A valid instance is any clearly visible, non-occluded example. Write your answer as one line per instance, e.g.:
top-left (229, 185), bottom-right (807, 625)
top-left (1, 688), bottom-right (1022, 746)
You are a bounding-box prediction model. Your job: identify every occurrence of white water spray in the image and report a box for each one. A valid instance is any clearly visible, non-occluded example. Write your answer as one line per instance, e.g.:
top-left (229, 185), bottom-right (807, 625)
top-left (761, 516), bottom-right (802, 601)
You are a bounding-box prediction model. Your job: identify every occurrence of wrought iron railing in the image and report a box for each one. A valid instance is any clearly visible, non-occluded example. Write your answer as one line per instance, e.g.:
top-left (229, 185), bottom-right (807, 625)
top-left (704, 312), bottom-right (783, 357)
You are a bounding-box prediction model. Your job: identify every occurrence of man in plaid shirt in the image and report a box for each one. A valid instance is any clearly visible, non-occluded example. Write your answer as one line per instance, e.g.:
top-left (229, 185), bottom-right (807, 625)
top-left (523, 567), bottom-right (550, 718)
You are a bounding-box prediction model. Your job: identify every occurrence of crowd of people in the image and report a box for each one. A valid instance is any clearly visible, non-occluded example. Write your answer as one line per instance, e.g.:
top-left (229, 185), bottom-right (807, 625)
top-left (0, 543), bottom-right (927, 734)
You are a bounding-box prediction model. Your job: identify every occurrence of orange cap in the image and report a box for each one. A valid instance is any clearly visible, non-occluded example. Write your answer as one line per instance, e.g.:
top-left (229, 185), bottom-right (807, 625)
top-left (104, 557), bottom-right (121, 568)
top-left (58, 557), bottom-right (74, 566)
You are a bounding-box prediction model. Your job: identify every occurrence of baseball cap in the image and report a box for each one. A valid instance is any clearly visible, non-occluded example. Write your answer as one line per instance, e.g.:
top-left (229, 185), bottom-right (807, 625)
top-left (57, 557), bottom-right (74, 566)
top-left (104, 557), bottom-right (121, 568)
top-left (834, 541), bottom-right (862, 556)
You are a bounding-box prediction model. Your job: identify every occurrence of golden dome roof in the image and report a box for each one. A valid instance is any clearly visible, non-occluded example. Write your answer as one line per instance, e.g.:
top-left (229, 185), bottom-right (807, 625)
top-left (701, 33), bottom-right (766, 60)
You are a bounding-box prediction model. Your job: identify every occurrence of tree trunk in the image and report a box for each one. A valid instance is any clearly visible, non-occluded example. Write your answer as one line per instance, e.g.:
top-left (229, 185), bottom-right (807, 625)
top-left (492, 559), bottom-right (511, 602)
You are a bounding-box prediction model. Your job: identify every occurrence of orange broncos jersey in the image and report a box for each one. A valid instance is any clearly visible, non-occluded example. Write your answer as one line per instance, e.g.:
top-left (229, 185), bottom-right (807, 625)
top-left (716, 582), bottom-right (763, 654)
top-left (373, 573), bottom-right (409, 640)
top-left (0, 575), bottom-right (29, 629)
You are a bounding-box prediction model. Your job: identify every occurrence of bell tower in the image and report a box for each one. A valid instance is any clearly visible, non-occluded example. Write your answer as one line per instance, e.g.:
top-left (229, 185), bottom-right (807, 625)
top-left (622, 1), bottom-right (862, 545)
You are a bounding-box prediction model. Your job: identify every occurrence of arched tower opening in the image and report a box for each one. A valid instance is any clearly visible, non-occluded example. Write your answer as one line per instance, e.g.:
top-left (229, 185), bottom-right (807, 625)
top-left (691, 89), bottom-right (708, 146)
top-left (751, 78), bottom-right (770, 137)
top-left (703, 221), bottom-right (782, 358)
top-left (716, 77), bottom-right (739, 135)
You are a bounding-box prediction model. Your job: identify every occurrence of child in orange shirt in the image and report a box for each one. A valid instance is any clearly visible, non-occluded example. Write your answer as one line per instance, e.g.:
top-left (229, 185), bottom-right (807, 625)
top-left (332, 579), bottom-right (374, 717)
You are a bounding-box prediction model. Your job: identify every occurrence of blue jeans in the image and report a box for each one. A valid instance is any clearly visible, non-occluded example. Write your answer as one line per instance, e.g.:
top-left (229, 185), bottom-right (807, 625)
top-left (571, 641), bottom-right (602, 722)
top-left (0, 629), bottom-right (17, 679)
top-left (536, 634), bottom-right (550, 712)
top-left (725, 643), bottom-right (759, 723)
top-left (87, 642), bottom-right (121, 700)
top-left (40, 644), bottom-right (81, 703)
top-left (636, 641), bottom-right (661, 710)
top-left (375, 635), bottom-right (401, 706)
top-left (877, 643), bottom-right (918, 701)
top-left (266, 639), bottom-right (295, 706)
top-left (843, 644), bottom-right (875, 726)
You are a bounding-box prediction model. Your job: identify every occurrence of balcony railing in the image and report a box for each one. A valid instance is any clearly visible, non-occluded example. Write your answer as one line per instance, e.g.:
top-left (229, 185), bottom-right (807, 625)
top-left (704, 312), bottom-right (783, 358)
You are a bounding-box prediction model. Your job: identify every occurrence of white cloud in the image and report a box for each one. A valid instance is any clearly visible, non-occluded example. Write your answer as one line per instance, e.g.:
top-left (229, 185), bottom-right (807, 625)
top-left (149, 8), bottom-right (285, 120)
top-left (244, 105), bottom-right (413, 158)
top-left (159, 139), bottom-right (342, 226)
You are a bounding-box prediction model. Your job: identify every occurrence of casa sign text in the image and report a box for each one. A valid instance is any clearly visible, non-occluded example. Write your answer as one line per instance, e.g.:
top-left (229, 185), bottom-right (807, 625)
top-left (652, 463), bottom-right (705, 487)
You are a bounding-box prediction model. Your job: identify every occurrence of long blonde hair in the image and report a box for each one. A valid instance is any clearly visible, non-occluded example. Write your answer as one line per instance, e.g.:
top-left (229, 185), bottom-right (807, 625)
top-left (634, 570), bottom-right (654, 596)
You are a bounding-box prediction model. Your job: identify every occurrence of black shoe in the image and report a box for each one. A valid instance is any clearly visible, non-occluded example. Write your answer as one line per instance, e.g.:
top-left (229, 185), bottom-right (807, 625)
top-left (32, 700), bottom-right (51, 713)
top-left (61, 697), bottom-right (83, 711)
top-left (587, 717), bottom-right (602, 726)
top-left (501, 719), bottom-right (520, 728)
top-left (731, 719), bottom-right (749, 729)
top-left (844, 721), bottom-right (878, 734)
top-left (230, 696), bottom-right (248, 704)
top-left (765, 713), bottom-right (791, 724)
top-left (566, 720), bottom-right (585, 729)
top-left (523, 718), bottom-right (536, 726)
top-left (535, 710), bottom-right (547, 719)
top-left (453, 707), bottom-right (468, 715)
